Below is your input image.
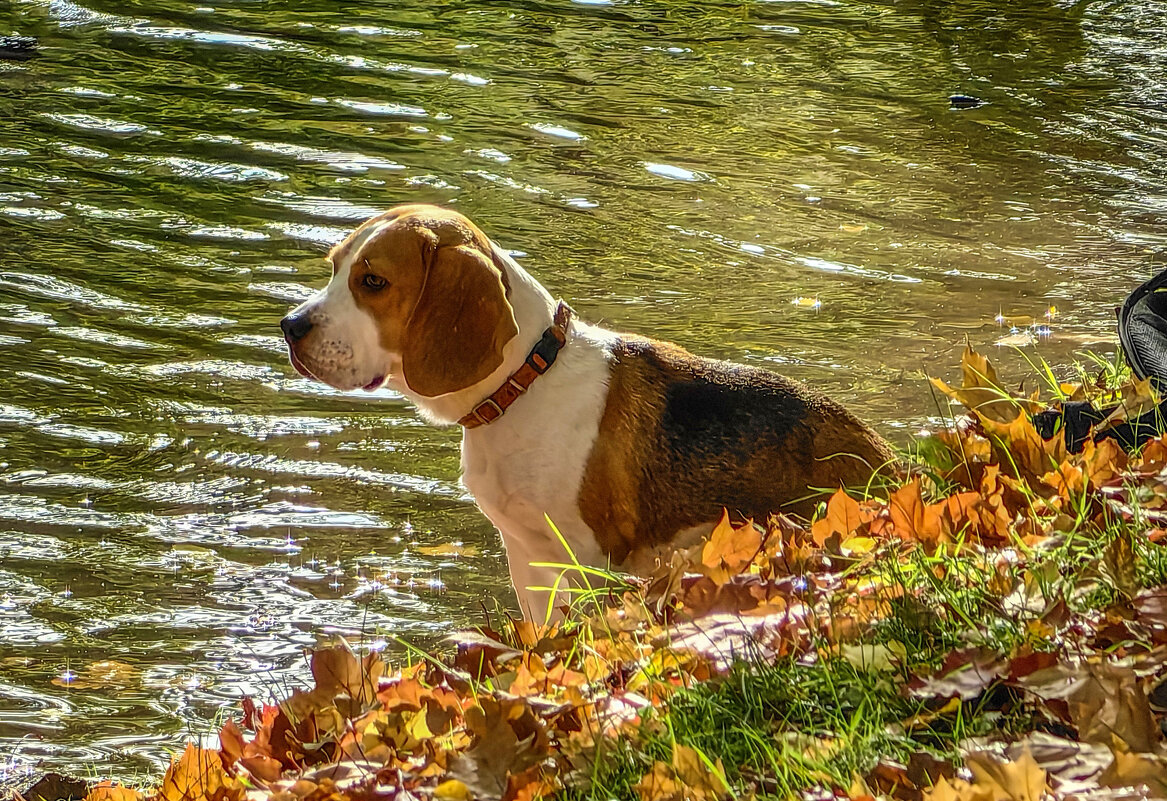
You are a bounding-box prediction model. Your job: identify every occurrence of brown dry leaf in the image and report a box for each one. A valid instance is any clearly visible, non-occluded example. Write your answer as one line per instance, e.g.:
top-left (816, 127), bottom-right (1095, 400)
top-left (811, 489), bottom-right (867, 545)
top-left (921, 750), bottom-right (1047, 801)
top-left (1138, 436), bottom-right (1167, 473)
top-left (635, 761), bottom-right (681, 801)
top-left (634, 745), bottom-right (728, 801)
top-left (919, 776), bottom-right (990, 801)
top-left (1098, 749), bottom-right (1167, 795)
top-left (1103, 535), bottom-right (1141, 599)
top-left (159, 744), bottom-right (243, 801)
top-left (502, 764), bottom-right (556, 801)
top-left (84, 781), bottom-right (142, 801)
top-left (964, 749), bottom-right (1048, 801)
top-left (885, 479), bottom-right (931, 542)
top-left (446, 697), bottom-right (549, 799)
top-left (1041, 460), bottom-right (1085, 502)
top-left (700, 511), bottom-right (761, 585)
top-left (1082, 438), bottom-right (1127, 489)
top-left (980, 412), bottom-right (1066, 479)
top-left (1097, 377), bottom-right (1158, 433)
top-left (314, 642), bottom-right (382, 704)
top-left (1023, 661), bottom-right (1161, 753)
top-left (931, 344), bottom-right (1042, 424)
top-left (672, 744), bottom-right (729, 800)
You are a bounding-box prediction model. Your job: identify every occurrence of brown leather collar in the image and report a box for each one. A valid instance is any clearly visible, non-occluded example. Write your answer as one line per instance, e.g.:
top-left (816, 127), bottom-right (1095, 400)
top-left (459, 301), bottom-right (573, 429)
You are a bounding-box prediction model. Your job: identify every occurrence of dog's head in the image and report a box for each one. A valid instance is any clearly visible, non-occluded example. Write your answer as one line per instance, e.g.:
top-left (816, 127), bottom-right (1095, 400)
top-left (280, 204), bottom-right (518, 396)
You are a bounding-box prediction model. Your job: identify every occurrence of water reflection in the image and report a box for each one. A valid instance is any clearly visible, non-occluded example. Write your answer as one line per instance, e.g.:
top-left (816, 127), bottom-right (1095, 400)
top-left (1, 0), bottom-right (1166, 780)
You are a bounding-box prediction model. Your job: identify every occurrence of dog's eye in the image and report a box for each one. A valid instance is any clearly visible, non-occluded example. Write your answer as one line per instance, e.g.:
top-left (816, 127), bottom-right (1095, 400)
top-left (362, 274), bottom-right (388, 290)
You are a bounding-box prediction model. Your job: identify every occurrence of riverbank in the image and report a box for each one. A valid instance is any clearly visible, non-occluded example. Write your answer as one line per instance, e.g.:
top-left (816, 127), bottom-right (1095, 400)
top-left (18, 345), bottom-right (1167, 800)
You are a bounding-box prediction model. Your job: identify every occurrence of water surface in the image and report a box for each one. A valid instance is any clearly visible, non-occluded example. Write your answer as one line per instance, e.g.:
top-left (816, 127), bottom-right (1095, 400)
top-left (1, 0), bottom-right (1165, 780)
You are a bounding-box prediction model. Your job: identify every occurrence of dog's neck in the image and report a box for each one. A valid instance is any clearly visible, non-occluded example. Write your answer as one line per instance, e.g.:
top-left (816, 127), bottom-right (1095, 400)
top-left (402, 246), bottom-right (560, 426)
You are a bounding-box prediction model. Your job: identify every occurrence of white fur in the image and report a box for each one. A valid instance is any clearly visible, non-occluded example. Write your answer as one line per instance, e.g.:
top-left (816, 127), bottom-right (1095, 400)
top-left (287, 259), bottom-right (395, 391)
top-left (292, 233), bottom-right (617, 618)
top-left (402, 248), bottom-right (617, 619)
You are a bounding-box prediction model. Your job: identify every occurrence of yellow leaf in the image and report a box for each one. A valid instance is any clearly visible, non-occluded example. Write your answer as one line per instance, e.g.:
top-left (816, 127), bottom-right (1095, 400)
top-left (965, 749), bottom-right (1047, 801)
top-left (930, 343), bottom-right (1042, 424)
top-left (1097, 376), bottom-right (1157, 431)
top-left (84, 783), bottom-right (142, 801)
top-left (700, 511), bottom-right (762, 584)
top-left (840, 536), bottom-right (876, 555)
top-left (405, 708), bottom-right (435, 742)
top-left (672, 744), bottom-right (729, 799)
top-left (434, 780), bottom-right (472, 801)
top-left (159, 744), bottom-right (243, 801)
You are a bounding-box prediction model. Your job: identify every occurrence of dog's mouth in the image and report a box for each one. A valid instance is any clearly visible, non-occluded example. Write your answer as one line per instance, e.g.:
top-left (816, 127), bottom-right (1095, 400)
top-left (287, 344), bottom-right (386, 393)
top-left (286, 346), bottom-right (315, 380)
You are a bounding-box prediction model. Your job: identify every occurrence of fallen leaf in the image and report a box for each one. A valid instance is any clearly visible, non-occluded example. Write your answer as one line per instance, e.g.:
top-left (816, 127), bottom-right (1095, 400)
top-left (931, 344), bottom-right (1042, 424)
top-left (1022, 661), bottom-right (1160, 753)
top-left (159, 744), bottom-right (243, 801)
top-left (700, 511), bottom-right (762, 585)
top-left (84, 783), bottom-right (142, 801)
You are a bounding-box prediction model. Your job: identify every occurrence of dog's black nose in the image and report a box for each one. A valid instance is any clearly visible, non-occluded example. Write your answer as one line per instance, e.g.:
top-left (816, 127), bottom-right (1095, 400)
top-left (280, 313), bottom-right (313, 342)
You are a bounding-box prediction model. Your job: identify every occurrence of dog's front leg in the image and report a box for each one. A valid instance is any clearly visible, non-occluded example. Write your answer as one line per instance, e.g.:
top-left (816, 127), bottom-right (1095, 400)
top-left (504, 552), bottom-right (579, 622)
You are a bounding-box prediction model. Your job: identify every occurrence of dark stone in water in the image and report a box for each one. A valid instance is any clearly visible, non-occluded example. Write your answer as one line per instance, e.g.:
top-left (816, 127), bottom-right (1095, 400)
top-left (0, 35), bottom-right (38, 60)
top-left (948, 94), bottom-right (984, 109)
top-left (22, 773), bottom-right (89, 801)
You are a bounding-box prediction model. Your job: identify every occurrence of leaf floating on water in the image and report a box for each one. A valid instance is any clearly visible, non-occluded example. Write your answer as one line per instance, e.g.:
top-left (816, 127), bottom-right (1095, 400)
top-left (995, 329), bottom-right (1037, 348)
top-left (51, 659), bottom-right (140, 689)
top-left (417, 542), bottom-right (479, 558)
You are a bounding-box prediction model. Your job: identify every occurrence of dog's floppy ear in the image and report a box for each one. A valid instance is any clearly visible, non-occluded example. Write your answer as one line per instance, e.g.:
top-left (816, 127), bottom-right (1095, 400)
top-left (402, 242), bottom-right (518, 397)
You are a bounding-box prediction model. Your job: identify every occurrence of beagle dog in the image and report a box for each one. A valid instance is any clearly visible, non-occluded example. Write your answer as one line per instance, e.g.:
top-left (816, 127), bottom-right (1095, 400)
top-left (280, 205), bottom-right (896, 617)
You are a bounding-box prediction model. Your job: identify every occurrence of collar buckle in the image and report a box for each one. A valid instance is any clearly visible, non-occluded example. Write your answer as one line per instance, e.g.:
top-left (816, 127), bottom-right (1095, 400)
top-left (473, 398), bottom-right (504, 426)
top-left (459, 300), bottom-right (573, 429)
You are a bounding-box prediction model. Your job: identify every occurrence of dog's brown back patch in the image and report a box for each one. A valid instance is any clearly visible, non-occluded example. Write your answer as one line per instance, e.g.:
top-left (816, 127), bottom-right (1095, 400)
top-left (578, 336), bottom-right (896, 563)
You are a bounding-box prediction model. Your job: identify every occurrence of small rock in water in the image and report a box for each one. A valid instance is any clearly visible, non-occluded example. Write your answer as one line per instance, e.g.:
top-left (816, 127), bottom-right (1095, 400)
top-left (949, 94), bottom-right (985, 110)
top-left (0, 35), bottom-right (38, 60)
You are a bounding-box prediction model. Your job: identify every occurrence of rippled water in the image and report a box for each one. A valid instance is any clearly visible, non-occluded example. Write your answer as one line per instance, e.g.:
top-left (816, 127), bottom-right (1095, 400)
top-left (1, 0), bottom-right (1166, 781)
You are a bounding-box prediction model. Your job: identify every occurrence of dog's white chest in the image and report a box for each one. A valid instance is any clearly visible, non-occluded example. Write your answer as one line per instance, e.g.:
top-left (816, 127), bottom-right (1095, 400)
top-left (459, 323), bottom-right (616, 577)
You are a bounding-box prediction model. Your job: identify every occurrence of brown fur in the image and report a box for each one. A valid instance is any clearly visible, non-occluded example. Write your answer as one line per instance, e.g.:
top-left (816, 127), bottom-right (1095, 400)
top-left (332, 205), bottom-right (517, 397)
top-left (578, 336), bottom-right (896, 564)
